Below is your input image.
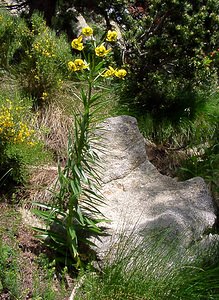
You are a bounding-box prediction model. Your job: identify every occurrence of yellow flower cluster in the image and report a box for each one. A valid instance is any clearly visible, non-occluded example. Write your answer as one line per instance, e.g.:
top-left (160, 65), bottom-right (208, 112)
top-left (69, 27), bottom-right (127, 78)
top-left (68, 59), bottom-right (89, 72)
top-left (0, 101), bottom-right (35, 145)
top-left (71, 28), bottom-right (115, 56)
top-left (103, 66), bottom-right (127, 79)
top-left (33, 33), bottom-right (56, 58)
top-left (71, 26), bottom-right (93, 51)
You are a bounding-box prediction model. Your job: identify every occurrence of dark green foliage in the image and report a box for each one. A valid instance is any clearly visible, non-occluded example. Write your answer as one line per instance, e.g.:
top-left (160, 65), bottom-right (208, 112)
top-left (0, 8), bottom-right (24, 69)
top-left (117, 0), bottom-right (219, 124)
top-left (179, 144), bottom-right (219, 197)
top-left (0, 145), bottom-right (28, 186)
top-left (177, 93), bottom-right (219, 200)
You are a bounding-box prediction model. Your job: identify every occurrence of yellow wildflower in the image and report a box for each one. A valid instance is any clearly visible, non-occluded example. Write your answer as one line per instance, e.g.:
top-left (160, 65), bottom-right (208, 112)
top-left (43, 51), bottom-right (51, 57)
top-left (34, 43), bottom-right (39, 50)
top-left (115, 69), bottom-right (127, 79)
top-left (102, 66), bottom-right (116, 77)
top-left (71, 36), bottom-right (84, 51)
top-left (28, 141), bottom-right (35, 146)
top-left (68, 61), bottom-right (77, 72)
top-left (74, 59), bottom-right (89, 71)
top-left (41, 92), bottom-right (48, 100)
top-left (95, 44), bottom-right (111, 57)
top-left (82, 26), bottom-right (93, 36)
top-left (34, 75), bottom-right (40, 81)
top-left (106, 30), bottom-right (118, 42)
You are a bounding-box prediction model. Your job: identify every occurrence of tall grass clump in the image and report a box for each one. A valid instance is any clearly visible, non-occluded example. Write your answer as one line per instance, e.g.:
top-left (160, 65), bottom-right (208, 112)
top-left (177, 91), bottom-right (219, 201)
top-left (32, 25), bottom-right (127, 270)
top-left (75, 232), bottom-right (219, 300)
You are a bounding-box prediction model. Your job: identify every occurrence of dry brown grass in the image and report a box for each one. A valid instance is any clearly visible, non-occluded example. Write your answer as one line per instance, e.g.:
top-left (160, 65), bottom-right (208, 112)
top-left (35, 102), bottom-right (73, 160)
top-left (145, 140), bottom-right (186, 177)
top-left (26, 165), bottom-right (58, 204)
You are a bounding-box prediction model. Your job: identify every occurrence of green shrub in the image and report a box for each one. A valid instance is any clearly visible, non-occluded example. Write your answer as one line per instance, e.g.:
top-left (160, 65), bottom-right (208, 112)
top-left (0, 95), bottom-right (50, 187)
top-left (117, 0), bottom-right (219, 125)
top-left (0, 10), bottom-right (73, 106)
top-left (17, 13), bottom-right (73, 106)
top-left (0, 8), bottom-right (26, 69)
top-left (178, 144), bottom-right (219, 202)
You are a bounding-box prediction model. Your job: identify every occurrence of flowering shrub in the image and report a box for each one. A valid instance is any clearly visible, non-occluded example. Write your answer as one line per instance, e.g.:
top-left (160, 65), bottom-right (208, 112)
top-left (0, 10), bottom-right (73, 106)
top-left (0, 97), bottom-right (43, 186)
top-left (18, 13), bottom-right (72, 105)
top-left (0, 8), bottom-right (30, 69)
top-left (0, 100), bottom-right (35, 145)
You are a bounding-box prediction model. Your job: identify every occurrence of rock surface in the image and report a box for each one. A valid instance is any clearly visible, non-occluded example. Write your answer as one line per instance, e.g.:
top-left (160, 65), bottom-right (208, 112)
top-left (94, 116), bottom-right (218, 258)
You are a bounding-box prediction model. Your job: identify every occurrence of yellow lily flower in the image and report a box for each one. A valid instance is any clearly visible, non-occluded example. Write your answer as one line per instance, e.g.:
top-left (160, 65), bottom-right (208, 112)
top-left (74, 59), bottom-right (89, 71)
top-left (68, 61), bottom-right (77, 72)
top-left (95, 44), bottom-right (111, 57)
top-left (82, 26), bottom-right (93, 36)
top-left (106, 30), bottom-right (118, 42)
top-left (71, 36), bottom-right (84, 51)
top-left (102, 66), bottom-right (116, 77)
top-left (115, 69), bottom-right (127, 79)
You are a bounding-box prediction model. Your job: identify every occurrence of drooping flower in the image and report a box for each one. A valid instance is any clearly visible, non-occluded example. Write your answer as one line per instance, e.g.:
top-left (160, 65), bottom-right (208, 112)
top-left (115, 69), bottom-right (127, 79)
top-left (95, 44), bottom-right (111, 57)
top-left (106, 30), bottom-right (118, 42)
top-left (82, 26), bottom-right (93, 36)
top-left (74, 59), bottom-right (89, 71)
top-left (68, 61), bottom-right (77, 72)
top-left (71, 36), bottom-right (84, 51)
top-left (102, 66), bottom-right (116, 77)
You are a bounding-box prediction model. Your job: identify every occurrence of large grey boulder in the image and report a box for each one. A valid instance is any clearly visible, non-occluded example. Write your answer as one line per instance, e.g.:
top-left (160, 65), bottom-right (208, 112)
top-left (94, 116), bottom-right (218, 258)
